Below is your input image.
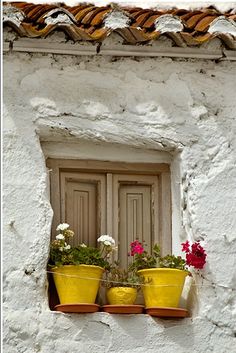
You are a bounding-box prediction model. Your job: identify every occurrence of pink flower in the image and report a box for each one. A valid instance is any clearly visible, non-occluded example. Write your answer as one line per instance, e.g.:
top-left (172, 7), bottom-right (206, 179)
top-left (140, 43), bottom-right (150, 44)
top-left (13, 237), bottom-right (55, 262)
top-left (130, 240), bottom-right (144, 256)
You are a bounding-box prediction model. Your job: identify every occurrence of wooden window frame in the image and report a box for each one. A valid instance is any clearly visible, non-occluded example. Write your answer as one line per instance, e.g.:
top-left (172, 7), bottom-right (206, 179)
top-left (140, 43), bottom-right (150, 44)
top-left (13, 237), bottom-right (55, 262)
top-left (46, 158), bottom-right (172, 255)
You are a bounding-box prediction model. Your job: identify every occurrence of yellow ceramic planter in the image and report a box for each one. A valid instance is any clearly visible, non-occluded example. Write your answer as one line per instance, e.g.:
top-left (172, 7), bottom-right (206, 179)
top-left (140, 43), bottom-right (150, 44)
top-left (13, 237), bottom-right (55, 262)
top-left (138, 268), bottom-right (188, 308)
top-left (107, 287), bottom-right (137, 305)
top-left (52, 264), bottom-right (104, 304)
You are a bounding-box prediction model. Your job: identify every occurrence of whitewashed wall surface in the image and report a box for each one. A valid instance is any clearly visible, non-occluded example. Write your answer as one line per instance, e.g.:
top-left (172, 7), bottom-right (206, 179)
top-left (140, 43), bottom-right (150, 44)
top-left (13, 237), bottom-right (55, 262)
top-left (3, 30), bottom-right (236, 352)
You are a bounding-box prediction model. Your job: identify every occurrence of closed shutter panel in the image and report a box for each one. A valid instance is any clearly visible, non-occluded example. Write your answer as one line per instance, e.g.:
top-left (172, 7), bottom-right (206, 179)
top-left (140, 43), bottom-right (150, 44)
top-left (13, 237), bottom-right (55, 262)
top-left (113, 174), bottom-right (160, 269)
top-left (119, 184), bottom-right (152, 269)
top-left (60, 172), bottom-right (106, 246)
top-left (65, 181), bottom-right (97, 247)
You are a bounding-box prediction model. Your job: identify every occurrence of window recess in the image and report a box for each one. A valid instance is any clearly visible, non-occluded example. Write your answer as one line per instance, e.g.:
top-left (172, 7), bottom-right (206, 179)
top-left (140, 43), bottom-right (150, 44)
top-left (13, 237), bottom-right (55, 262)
top-left (47, 159), bottom-right (172, 267)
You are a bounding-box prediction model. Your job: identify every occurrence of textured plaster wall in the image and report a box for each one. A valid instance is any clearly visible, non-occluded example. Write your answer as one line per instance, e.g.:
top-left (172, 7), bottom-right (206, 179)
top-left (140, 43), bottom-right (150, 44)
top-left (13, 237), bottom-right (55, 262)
top-left (3, 48), bottom-right (236, 353)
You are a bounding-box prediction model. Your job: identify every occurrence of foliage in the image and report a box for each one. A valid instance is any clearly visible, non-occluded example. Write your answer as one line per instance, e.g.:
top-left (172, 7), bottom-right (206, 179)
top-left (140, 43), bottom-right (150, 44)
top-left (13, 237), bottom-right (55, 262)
top-left (48, 224), bottom-right (116, 269)
top-left (128, 243), bottom-right (159, 271)
top-left (103, 263), bottom-right (143, 289)
top-left (159, 254), bottom-right (186, 270)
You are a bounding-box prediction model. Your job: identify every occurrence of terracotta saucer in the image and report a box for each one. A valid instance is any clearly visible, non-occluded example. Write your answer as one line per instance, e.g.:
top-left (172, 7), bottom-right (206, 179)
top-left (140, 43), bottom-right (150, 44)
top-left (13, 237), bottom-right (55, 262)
top-left (145, 307), bottom-right (188, 318)
top-left (54, 303), bottom-right (100, 313)
top-left (102, 305), bottom-right (144, 314)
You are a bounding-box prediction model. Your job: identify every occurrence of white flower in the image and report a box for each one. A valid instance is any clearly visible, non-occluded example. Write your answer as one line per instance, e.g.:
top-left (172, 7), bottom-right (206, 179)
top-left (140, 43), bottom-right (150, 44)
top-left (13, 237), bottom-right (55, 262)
top-left (56, 234), bottom-right (65, 240)
top-left (56, 223), bottom-right (70, 231)
top-left (80, 243), bottom-right (87, 248)
top-left (104, 240), bottom-right (111, 246)
top-left (59, 247), bottom-right (64, 252)
top-left (64, 244), bottom-right (71, 250)
top-left (97, 235), bottom-right (115, 246)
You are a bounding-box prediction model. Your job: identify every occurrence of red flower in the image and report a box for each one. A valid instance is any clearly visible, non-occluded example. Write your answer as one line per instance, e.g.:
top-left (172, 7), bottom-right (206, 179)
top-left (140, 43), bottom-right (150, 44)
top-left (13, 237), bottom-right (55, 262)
top-left (181, 240), bottom-right (190, 253)
top-left (184, 241), bottom-right (207, 269)
top-left (186, 253), bottom-right (206, 269)
top-left (130, 240), bottom-right (144, 256)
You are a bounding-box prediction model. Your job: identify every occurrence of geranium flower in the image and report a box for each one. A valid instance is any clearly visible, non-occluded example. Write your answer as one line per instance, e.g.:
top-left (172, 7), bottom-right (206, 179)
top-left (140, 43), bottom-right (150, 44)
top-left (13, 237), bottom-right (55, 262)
top-left (80, 243), bottom-right (87, 248)
top-left (64, 229), bottom-right (74, 237)
top-left (50, 224), bottom-right (117, 268)
top-left (183, 241), bottom-right (207, 269)
top-left (97, 235), bottom-right (115, 246)
top-left (186, 253), bottom-right (206, 269)
top-left (56, 223), bottom-right (70, 231)
top-left (64, 244), bottom-right (71, 250)
top-left (181, 240), bottom-right (190, 253)
top-left (56, 234), bottom-right (65, 240)
top-left (130, 240), bottom-right (144, 256)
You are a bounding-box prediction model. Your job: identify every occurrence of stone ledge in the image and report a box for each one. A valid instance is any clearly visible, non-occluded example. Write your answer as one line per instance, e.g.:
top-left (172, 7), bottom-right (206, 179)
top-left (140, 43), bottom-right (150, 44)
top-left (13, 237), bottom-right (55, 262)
top-left (3, 38), bottom-right (236, 60)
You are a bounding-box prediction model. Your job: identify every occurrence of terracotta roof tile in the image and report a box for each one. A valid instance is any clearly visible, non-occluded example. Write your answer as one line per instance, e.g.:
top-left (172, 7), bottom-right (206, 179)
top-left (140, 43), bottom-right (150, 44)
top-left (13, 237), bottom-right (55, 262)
top-left (133, 11), bottom-right (155, 27)
top-left (180, 12), bottom-right (196, 22)
top-left (195, 14), bottom-right (219, 31)
top-left (65, 5), bottom-right (88, 17)
top-left (217, 33), bottom-right (236, 49)
top-left (21, 22), bottom-right (53, 37)
top-left (90, 27), bottom-right (110, 40)
top-left (143, 14), bottom-right (161, 29)
top-left (186, 12), bottom-right (208, 29)
top-left (180, 32), bottom-right (202, 46)
top-left (115, 28), bottom-right (138, 44)
top-left (167, 32), bottom-right (186, 47)
top-left (128, 27), bottom-right (151, 42)
top-left (91, 9), bottom-right (111, 26)
top-left (3, 2), bottom-right (236, 49)
top-left (74, 6), bottom-right (96, 22)
top-left (70, 26), bottom-right (93, 41)
top-left (172, 9), bottom-right (189, 16)
top-left (36, 7), bottom-right (59, 24)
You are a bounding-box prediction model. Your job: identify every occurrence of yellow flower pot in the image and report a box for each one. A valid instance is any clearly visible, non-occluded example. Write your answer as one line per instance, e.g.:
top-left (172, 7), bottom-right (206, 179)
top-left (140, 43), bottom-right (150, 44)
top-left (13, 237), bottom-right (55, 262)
top-left (52, 264), bottom-right (104, 304)
top-left (107, 287), bottom-right (137, 305)
top-left (138, 268), bottom-right (188, 308)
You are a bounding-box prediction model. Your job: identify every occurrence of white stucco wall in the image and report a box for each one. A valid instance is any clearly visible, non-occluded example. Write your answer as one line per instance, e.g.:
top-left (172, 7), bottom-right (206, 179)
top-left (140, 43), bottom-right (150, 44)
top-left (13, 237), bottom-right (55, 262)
top-left (3, 45), bottom-right (236, 352)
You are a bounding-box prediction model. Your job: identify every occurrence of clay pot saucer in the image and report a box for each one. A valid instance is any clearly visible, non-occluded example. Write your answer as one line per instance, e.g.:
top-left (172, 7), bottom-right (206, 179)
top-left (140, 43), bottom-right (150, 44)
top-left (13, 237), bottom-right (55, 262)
top-left (145, 307), bottom-right (188, 318)
top-left (102, 305), bottom-right (144, 314)
top-left (54, 303), bottom-right (100, 313)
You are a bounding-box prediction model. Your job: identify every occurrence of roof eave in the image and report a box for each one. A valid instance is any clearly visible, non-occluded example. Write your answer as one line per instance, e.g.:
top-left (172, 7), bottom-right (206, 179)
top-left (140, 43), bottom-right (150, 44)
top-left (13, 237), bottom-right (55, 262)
top-left (3, 38), bottom-right (236, 60)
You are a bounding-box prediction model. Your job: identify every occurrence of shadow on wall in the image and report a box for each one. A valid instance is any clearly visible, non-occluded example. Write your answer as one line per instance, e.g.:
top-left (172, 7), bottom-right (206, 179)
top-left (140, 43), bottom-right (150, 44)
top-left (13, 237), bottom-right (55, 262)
top-left (110, 311), bottom-right (194, 351)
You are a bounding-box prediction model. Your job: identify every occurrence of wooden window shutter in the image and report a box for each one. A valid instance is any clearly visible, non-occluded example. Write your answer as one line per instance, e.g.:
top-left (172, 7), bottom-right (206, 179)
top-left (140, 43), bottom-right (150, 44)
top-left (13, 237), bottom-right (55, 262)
top-left (50, 169), bottom-right (106, 246)
top-left (47, 159), bottom-right (171, 259)
top-left (112, 174), bottom-right (160, 268)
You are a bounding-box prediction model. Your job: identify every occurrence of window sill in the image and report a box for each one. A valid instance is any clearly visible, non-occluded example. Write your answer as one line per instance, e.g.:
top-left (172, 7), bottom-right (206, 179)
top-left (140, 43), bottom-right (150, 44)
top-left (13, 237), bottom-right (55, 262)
top-left (53, 304), bottom-right (189, 318)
